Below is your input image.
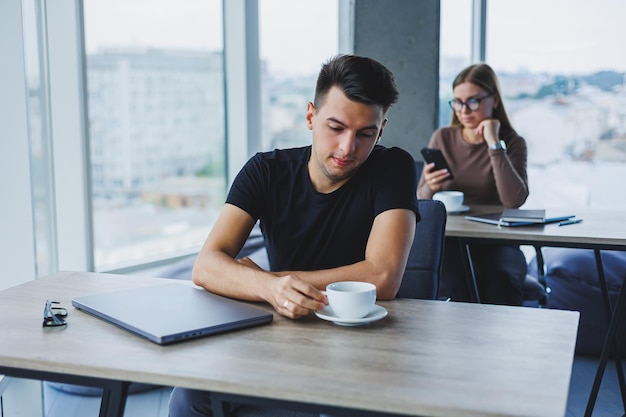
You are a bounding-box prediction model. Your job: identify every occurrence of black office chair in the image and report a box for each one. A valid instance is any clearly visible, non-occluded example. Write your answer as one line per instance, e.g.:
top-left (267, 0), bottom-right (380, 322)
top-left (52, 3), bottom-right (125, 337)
top-left (396, 199), bottom-right (447, 300)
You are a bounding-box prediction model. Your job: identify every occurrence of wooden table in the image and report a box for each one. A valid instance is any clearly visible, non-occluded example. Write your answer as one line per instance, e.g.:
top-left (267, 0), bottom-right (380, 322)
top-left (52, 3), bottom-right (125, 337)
top-left (445, 205), bottom-right (626, 416)
top-left (0, 271), bottom-right (579, 417)
top-left (445, 206), bottom-right (626, 250)
top-left (445, 205), bottom-right (626, 304)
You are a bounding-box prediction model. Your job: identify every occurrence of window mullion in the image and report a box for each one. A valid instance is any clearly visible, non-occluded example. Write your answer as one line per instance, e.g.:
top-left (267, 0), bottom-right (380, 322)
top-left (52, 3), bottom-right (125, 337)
top-left (46, 0), bottom-right (94, 272)
top-left (471, 0), bottom-right (487, 63)
top-left (223, 0), bottom-right (261, 187)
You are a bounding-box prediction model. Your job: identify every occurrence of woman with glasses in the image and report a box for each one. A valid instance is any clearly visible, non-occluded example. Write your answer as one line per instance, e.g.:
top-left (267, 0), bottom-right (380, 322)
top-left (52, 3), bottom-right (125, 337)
top-left (417, 63), bottom-right (529, 306)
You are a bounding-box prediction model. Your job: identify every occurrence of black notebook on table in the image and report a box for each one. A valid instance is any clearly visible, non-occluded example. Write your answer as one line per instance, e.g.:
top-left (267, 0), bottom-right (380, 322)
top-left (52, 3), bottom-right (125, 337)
top-left (465, 211), bottom-right (575, 227)
top-left (500, 208), bottom-right (546, 223)
top-left (72, 282), bottom-right (273, 345)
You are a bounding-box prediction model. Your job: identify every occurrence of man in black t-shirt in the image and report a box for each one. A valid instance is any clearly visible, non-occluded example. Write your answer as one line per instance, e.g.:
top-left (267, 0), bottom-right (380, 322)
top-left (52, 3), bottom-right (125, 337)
top-left (228, 144), bottom-right (418, 274)
top-left (192, 54), bottom-right (418, 316)
top-left (170, 54), bottom-right (419, 417)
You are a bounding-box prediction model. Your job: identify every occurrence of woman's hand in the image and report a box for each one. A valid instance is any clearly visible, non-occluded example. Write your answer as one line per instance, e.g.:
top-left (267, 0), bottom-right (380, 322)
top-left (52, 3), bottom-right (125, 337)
top-left (423, 162), bottom-right (451, 192)
top-left (474, 119), bottom-right (501, 147)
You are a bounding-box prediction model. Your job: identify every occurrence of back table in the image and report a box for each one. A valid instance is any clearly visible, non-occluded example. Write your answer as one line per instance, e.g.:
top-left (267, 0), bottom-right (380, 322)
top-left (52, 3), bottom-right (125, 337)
top-left (444, 205), bottom-right (626, 416)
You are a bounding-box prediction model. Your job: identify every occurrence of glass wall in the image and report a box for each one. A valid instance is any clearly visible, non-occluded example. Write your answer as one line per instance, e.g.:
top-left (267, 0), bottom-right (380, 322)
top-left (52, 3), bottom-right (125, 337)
top-left (258, 0), bottom-right (338, 151)
top-left (25, 0), bottom-right (625, 275)
top-left (487, 0), bottom-right (626, 210)
top-left (17, 0), bottom-right (340, 274)
top-left (83, 0), bottom-right (225, 270)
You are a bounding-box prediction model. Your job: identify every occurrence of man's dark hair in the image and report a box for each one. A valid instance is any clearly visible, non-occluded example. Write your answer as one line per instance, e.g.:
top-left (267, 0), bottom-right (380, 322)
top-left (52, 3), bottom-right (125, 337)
top-left (314, 54), bottom-right (399, 114)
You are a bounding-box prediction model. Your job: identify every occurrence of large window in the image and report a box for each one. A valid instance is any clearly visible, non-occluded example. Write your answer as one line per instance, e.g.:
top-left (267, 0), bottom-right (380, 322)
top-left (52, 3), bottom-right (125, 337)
top-left (83, 0), bottom-right (225, 270)
top-left (487, 0), bottom-right (626, 210)
top-left (17, 0), bottom-right (339, 274)
top-left (258, 0), bottom-right (338, 150)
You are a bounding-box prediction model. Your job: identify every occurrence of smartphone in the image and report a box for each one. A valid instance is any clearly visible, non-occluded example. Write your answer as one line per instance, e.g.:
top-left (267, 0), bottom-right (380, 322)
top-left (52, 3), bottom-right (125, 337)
top-left (420, 147), bottom-right (454, 180)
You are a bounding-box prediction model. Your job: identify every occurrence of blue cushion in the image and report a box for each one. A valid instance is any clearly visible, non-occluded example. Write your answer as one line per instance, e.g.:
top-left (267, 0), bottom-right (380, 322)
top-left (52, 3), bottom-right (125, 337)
top-left (527, 248), bottom-right (626, 356)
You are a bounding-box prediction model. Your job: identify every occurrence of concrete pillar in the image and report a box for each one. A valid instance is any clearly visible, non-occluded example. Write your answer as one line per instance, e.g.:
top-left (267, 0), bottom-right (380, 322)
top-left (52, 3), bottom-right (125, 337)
top-left (341, 0), bottom-right (440, 158)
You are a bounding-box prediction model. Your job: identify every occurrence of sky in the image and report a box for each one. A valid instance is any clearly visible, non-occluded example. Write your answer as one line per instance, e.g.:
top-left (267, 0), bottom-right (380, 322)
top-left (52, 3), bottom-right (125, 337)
top-left (84, 0), bottom-right (338, 77)
top-left (442, 0), bottom-right (626, 75)
top-left (84, 0), bottom-right (626, 77)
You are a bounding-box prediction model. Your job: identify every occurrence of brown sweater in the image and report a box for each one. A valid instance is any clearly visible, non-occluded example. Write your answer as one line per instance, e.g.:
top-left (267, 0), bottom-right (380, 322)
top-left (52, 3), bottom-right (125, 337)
top-left (417, 127), bottom-right (529, 208)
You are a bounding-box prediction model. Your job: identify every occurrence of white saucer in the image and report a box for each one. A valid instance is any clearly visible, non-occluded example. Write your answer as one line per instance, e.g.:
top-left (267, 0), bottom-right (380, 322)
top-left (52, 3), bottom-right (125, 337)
top-left (448, 205), bottom-right (470, 215)
top-left (315, 304), bottom-right (388, 326)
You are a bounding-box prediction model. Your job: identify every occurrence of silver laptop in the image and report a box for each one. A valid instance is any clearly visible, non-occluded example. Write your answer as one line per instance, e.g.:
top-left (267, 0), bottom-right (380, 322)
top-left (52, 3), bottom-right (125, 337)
top-left (72, 282), bottom-right (273, 345)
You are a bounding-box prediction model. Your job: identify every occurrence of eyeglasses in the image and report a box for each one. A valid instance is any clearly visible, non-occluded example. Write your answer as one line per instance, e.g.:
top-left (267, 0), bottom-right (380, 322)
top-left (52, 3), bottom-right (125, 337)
top-left (43, 300), bottom-right (68, 327)
top-left (448, 94), bottom-right (494, 112)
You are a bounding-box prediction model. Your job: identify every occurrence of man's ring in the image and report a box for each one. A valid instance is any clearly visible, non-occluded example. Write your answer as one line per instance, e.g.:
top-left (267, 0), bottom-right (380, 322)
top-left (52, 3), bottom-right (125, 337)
top-left (283, 299), bottom-right (289, 308)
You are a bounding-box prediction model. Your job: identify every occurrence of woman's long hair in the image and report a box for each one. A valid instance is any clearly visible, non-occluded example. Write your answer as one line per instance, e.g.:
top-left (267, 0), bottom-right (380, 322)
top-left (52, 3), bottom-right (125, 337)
top-left (450, 63), bottom-right (516, 138)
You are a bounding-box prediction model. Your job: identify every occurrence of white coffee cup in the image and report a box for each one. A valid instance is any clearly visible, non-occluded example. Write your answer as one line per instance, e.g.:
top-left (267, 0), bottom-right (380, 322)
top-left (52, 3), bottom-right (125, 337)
top-left (326, 281), bottom-right (376, 319)
top-left (433, 190), bottom-right (464, 212)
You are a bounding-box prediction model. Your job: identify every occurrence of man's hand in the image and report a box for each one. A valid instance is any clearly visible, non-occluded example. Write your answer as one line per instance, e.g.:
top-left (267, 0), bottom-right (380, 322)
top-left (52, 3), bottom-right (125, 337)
top-left (267, 274), bottom-right (328, 319)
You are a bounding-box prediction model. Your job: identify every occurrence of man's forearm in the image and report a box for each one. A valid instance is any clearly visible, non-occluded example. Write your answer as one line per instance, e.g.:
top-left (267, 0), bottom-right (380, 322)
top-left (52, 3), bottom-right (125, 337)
top-left (192, 250), bottom-right (275, 302)
top-left (279, 259), bottom-right (404, 300)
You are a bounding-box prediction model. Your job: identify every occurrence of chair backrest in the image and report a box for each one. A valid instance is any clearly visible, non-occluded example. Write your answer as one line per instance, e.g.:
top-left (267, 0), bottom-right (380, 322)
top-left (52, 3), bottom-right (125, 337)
top-left (396, 199), bottom-right (447, 300)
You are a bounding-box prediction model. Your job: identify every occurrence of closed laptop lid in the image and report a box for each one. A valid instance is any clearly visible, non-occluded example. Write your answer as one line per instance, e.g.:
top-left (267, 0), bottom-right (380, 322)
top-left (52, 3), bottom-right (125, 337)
top-left (72, 282), bottom-right (273, 345)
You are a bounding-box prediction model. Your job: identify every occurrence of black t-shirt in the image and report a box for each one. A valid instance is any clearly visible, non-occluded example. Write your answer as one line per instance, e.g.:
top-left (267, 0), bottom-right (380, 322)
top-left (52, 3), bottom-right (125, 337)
top-left (226, 145), bottom-right (420, 272)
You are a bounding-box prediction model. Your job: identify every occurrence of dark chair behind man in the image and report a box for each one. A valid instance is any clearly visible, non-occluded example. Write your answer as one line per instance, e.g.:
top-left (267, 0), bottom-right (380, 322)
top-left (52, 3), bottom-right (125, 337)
top-left (396, 199), bottom-right (447, 300)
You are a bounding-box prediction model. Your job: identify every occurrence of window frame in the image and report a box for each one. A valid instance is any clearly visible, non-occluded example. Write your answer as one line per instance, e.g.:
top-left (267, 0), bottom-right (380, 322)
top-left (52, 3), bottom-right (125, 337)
top-left (46, 0), bottom-right (94, 272)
